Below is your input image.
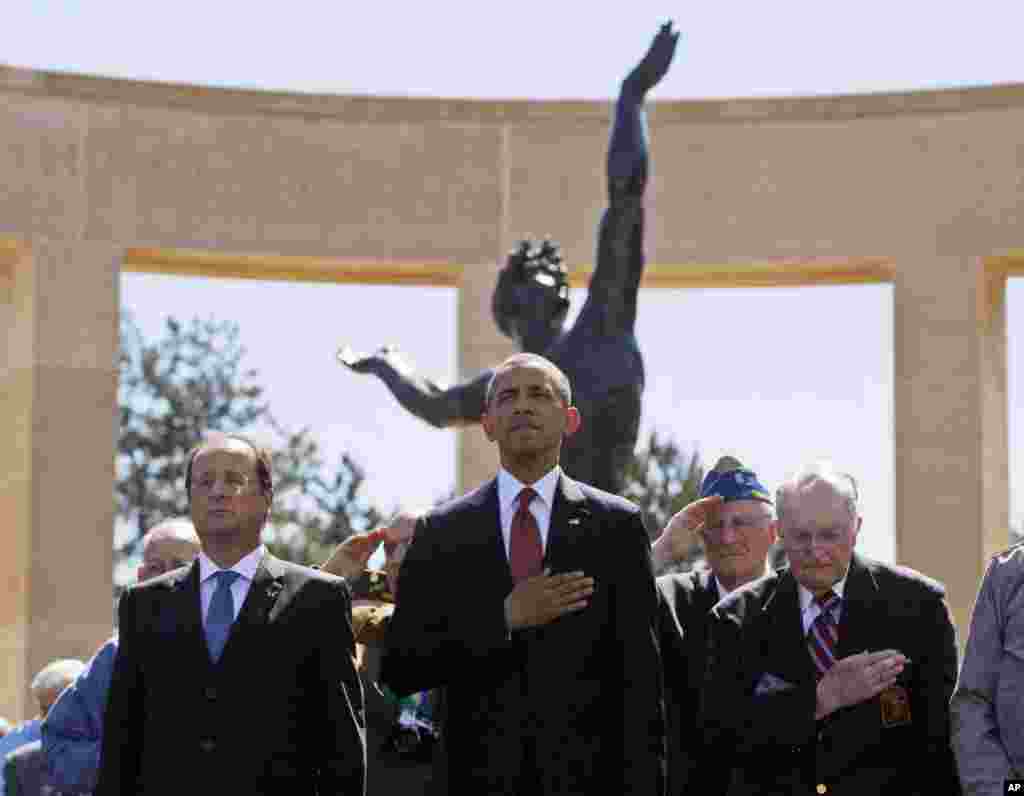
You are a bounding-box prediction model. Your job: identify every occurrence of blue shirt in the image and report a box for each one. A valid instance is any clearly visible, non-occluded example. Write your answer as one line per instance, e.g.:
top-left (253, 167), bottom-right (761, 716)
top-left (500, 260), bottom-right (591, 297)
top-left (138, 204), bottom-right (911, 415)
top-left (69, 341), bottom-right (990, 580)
top-left (41, 636), bottom-right (118, 793)
top-left (0, 719), bottom-right (41, 789)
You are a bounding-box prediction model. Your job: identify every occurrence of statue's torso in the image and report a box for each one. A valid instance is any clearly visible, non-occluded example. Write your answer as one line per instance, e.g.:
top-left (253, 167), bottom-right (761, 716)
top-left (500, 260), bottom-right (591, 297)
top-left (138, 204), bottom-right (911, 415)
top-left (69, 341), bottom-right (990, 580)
top-left (545, 329), bottom-right (645, 399)
top-left (543, 330), bottom-right (644, 494)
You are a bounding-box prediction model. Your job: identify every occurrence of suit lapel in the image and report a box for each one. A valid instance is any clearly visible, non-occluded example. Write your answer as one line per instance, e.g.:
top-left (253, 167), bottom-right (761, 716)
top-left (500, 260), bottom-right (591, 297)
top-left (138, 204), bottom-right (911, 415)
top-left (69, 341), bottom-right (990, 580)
top-left (170, 562), bottom-right (210, 671)
top-left (700, 570), bottom-right (721, 613)
top-left (756, 570), bottom-right (817, 686)
top-left (472, 479), bottom-right (515, 596)
top-left (542, 474), bottom-right (591, 574)
top-left (835, 554), bottom-right (881, 659)
top-left (217, 553), bottom-right (286, 667)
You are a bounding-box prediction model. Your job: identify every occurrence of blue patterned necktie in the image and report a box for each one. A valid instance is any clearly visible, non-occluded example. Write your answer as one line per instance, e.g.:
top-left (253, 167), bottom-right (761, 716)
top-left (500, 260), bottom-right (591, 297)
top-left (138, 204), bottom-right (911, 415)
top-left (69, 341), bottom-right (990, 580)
top-left (205, 570), bottom-right (241, 663)
top-left (807, 591), bottom-right (841, 678)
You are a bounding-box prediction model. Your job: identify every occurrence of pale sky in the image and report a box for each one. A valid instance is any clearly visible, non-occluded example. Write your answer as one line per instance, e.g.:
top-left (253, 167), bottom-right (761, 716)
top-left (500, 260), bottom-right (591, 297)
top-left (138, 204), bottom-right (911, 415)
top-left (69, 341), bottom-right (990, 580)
top-left (6, 2), bottom-right (1024, 99)
top-left (13, 1), bottom-right (1024, 568)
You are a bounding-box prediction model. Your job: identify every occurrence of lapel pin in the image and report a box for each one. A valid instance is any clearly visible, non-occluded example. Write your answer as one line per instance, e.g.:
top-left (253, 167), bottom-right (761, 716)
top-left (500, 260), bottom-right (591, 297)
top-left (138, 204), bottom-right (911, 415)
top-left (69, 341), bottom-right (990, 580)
top-left (568, 518), bottom-right (581, 525)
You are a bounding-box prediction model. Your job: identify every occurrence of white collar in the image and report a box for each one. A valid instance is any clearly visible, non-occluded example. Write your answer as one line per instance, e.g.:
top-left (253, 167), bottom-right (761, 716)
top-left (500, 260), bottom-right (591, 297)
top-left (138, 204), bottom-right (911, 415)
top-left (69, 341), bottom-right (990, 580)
top-left (497, 465), bottom-right (561, 514)
top-left (198, 544), bottom-right (266, 585)
top-left (797, 570), bottom-right (849, 614)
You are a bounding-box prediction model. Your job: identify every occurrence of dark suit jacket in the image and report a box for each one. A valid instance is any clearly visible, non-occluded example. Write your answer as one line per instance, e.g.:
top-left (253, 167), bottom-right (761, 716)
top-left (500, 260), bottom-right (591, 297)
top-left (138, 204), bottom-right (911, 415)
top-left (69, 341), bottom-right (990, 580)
top-left (656, 569), bottom-right (720, 796)
top-left (381, 474), bottom-right (666, 795)
top-left (696, 554), bottom-right (960, 796)
top-left (95, 553), bottom-right (365, 796)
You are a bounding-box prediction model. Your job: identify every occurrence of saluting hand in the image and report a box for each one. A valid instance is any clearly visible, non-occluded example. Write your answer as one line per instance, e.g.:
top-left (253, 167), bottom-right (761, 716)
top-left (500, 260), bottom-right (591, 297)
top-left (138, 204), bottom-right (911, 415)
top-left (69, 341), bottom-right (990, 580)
top-left (504, 569), bottom-right (595, 631)
top-left (321, 527), bottom-right (389, 580)
top-left (651, 495), bottom-right (722, 572)
top-left (815, 649), bottom-right (909, 718)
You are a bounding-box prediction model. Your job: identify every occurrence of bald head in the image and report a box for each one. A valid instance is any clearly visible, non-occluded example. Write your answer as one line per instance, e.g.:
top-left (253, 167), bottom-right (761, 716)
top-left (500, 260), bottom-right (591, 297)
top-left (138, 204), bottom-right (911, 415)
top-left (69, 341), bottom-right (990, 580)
top-left (138, 518), bottom-right (200, 582)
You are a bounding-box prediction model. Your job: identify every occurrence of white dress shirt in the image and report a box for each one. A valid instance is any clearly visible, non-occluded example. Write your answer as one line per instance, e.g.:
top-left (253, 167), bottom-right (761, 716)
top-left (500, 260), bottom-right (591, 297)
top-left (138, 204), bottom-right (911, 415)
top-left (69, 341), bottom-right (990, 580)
top-left (198, 544), bottom-right (266, 625)
top-left (496, 466), bottom-right (561, 561)
top-left (798, 573), bottom-right (848, 636)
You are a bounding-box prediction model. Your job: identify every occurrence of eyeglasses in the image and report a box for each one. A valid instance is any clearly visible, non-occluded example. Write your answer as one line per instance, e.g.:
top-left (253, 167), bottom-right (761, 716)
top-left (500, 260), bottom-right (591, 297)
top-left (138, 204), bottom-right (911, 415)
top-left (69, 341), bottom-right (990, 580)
top-left (703, 514), bottom-right (772, 540)
top-left (782, 528), bottom-right (848, 551)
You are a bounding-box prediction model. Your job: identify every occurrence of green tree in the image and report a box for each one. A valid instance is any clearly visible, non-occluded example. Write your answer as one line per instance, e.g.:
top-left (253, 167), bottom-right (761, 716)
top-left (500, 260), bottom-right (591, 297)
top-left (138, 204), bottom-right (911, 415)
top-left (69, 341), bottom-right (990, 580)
top-left (117, 311), bottom-right (380, 568)
top-left (622, 431), bottom-right (705, 572)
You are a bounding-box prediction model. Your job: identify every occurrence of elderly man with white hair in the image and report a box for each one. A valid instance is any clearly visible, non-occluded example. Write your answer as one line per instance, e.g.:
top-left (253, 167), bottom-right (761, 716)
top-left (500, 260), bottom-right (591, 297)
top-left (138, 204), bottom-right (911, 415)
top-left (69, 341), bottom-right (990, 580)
top-left (41, 518), bottom-right (201, 794)
top-left (0, 659), bottom-right (85, 791)
top-left (696, 463), bottom-right (960, 796)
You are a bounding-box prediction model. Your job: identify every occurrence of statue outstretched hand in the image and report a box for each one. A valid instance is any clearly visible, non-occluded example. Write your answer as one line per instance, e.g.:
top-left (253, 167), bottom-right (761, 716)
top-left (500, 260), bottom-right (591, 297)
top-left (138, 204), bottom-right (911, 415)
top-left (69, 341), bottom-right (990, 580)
top-left (337, 343), bottom-right (407, 375)
top-left (625, 21), bottom-right (680, 97)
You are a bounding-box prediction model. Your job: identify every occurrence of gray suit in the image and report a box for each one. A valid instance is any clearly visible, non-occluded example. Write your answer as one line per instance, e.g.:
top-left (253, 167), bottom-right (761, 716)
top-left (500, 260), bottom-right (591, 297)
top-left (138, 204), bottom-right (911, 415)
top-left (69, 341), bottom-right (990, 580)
top-left (952, 542), bottom-right (1024, 794)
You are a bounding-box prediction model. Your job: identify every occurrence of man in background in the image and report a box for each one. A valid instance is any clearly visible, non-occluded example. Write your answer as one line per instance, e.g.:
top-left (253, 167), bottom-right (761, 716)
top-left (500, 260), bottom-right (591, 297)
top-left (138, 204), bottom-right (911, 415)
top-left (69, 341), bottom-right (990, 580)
top-left (42, 519), bottom-right (201, 794)
top-left (324, 511), bottom-right (442, 794)
top-left (654, 457), bottom-right (777, 795)
top-left (951, 540), bottom-right (1024, 793)
top-left (0, 661), bottom-right (85, 793)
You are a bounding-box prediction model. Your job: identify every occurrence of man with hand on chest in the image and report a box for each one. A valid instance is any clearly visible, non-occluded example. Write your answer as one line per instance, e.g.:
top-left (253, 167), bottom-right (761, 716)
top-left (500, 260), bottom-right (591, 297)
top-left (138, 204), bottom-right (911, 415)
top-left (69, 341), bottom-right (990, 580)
top-left (381, 353), bottom-right (666, 795)
top-left (696, 463), bottom-right (959, 796)
top-left (95, 432), bottom-right (365, 796)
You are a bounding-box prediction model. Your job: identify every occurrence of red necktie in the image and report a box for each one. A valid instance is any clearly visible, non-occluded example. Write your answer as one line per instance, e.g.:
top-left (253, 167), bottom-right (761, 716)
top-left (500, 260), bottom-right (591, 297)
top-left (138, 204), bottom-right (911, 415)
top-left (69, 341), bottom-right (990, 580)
top-left (808, 591), bottom-right (841, 678)
top-left (509, 488), bottom-right (543, 583)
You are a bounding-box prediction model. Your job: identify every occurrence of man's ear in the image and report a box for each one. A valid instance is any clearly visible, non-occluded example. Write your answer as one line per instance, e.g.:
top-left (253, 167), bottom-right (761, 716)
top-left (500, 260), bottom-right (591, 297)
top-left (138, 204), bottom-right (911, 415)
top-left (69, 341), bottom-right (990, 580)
top-left (482, 408), bottom-right (497, 441)
top-left (564, 406), bottom-right (582, 438)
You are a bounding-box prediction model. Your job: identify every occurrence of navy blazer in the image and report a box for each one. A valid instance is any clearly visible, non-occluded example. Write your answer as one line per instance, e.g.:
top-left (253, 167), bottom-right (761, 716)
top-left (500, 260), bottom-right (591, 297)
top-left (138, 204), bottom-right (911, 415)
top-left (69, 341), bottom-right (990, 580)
top-left (381, 473), bottom-right (666, 795)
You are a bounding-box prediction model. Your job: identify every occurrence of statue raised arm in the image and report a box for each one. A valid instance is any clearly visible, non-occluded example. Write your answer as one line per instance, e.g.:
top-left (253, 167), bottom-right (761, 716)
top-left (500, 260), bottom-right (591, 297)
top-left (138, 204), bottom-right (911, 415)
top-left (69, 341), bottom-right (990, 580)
top-left (339, 23), bottom-right (679, 493)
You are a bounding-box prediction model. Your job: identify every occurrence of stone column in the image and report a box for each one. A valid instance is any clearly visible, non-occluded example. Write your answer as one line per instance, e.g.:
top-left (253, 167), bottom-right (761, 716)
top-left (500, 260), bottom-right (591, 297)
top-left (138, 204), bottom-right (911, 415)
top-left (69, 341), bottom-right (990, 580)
top-left (0, 239), bottom-right (119, 719)
top-left (456, 263), bottom-right (514, 494)
top-left (893, 254), bottom-right (1008, 644)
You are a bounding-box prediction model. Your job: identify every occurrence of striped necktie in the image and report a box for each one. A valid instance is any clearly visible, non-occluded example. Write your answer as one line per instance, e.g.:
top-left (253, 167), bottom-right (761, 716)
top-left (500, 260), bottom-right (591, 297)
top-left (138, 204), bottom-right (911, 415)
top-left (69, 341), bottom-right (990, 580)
top-left (807, 591), bottom-right (841, 678)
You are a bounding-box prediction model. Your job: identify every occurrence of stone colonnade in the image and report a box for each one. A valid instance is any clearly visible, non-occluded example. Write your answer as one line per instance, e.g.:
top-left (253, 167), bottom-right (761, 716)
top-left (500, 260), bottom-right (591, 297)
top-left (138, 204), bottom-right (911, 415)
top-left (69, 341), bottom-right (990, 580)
top-left (2, 64), bottom-right (1022, 718)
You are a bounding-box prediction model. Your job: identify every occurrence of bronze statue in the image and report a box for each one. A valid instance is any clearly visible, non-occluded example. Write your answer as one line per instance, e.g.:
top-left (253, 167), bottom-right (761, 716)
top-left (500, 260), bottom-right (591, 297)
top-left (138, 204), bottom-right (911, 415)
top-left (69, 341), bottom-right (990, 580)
top-left (339, 22), bottom-right (679, 494)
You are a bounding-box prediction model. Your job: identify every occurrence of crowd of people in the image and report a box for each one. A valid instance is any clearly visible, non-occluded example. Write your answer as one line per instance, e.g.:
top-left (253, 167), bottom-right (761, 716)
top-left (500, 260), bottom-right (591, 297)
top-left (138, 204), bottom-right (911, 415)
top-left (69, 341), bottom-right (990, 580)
top-left (1, 351), bottom-right (1021, 795)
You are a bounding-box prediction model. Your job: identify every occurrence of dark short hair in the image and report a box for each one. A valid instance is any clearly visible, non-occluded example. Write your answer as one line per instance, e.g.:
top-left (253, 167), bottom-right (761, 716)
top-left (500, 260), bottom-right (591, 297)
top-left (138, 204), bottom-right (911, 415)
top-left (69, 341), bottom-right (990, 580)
top-left (484, 353), bottom-right (572, 408)
top-left (185, 433), bottom-right (274, 501)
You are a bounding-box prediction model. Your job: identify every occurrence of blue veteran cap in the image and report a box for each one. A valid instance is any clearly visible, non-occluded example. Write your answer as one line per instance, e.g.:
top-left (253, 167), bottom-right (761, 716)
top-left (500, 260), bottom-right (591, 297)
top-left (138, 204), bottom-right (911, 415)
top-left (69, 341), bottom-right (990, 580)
top-left (699, 456), bottom-right (773, 504)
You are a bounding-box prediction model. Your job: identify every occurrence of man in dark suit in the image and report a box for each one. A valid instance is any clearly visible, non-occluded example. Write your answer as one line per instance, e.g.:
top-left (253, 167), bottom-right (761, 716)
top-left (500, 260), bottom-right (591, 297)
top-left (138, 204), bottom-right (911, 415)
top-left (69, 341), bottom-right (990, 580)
top-left (654, 458), bottom-right (777, 795)
top-left (95, 433), bottom-right (365, 796)
top-left (381, 352), bottom-right (666, 795)
top-left (697, 464), bottom-right (960, 796)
